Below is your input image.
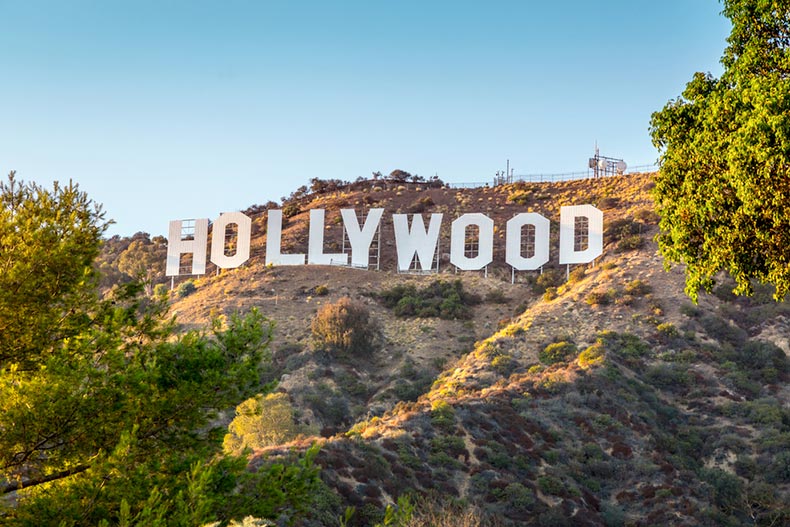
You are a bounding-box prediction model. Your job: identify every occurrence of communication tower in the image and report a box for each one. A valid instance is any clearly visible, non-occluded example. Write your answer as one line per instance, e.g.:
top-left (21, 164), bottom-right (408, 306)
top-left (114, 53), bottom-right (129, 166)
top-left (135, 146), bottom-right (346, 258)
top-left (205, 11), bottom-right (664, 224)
top-left (493, 159), bottom-right (515, 186)
top-left (589, 146), bottom-right (627, 178)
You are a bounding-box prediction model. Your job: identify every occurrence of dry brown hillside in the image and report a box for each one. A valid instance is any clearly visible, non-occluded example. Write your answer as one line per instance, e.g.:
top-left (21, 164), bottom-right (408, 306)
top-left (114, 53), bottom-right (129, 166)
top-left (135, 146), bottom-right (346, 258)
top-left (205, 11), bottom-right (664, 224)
top-left (169, 174), bottom-right (656, 428)
top-left (162, 173), bottom-right (790, 526)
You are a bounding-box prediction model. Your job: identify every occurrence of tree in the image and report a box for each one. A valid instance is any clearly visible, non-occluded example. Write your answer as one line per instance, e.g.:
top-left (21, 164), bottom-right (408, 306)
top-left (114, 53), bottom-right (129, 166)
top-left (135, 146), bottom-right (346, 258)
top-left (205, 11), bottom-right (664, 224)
top-left (650, 0), bottom-right (790, 302)
top-left (116, 234), bottom-right (167, 295)
top-left (223, 393), bottom-right (314, 455)
top-left (0, 173), bottom-right (279, 525)
top-left (310, 297), bottom-right (380, 355)
top-left (0, 172), bottom-right (106, 367)
top-left (388, 169), bottom-right (412, 183)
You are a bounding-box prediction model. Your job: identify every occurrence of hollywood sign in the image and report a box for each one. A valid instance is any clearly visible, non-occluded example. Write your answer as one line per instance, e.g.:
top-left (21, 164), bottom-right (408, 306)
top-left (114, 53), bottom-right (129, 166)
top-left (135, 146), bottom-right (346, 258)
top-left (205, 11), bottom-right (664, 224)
top-left (165, 205), bottom-right (603, 276)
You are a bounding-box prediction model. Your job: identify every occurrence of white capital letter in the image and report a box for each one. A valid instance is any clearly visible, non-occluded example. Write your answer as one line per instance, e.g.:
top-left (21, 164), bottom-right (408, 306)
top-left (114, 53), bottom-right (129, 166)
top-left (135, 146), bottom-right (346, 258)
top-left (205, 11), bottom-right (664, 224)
top-left (559, 205), bottom-right (603, 264)
top-left (450, 213), bottom-right (494, 270)
top-left (210, 212), bottom-right (252, 269)
top-left (341, 208), bottom-right (383, 268)
top-left (166, 219), bottom-right (209, 276)
top-left (265, 210), bottom-right (306, 266)
top-left (308, 209), bottom-right (347, 265)
top-left (506, 213), bottom-right (550, 270)
top-left (392, 213), bottom-right (443, 272)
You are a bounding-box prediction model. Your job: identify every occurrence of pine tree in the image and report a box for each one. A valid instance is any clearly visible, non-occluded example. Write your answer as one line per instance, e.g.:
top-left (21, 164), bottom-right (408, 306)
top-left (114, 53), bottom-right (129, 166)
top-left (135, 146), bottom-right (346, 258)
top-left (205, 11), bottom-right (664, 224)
top-left (0, 173), bottom-right (279, 525)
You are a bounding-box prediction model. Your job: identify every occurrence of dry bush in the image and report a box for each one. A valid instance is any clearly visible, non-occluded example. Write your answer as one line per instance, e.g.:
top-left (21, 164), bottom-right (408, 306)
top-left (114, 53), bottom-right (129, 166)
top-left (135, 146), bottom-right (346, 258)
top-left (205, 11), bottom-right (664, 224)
top-left (311, 297), bottom-right (380, 355)
top-left (404, 497), bottom-right (501, 527)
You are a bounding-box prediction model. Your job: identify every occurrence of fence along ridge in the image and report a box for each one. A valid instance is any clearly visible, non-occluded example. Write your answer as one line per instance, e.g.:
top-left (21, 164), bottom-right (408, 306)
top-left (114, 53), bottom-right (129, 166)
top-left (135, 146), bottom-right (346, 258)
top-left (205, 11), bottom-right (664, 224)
top-left (449, 163), bottom-right (658, 188)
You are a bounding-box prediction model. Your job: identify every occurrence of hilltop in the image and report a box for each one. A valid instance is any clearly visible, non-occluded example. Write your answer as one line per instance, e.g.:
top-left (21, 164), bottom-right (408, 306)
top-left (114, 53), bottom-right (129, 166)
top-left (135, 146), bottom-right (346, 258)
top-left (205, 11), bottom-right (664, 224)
top-left (100, 173), bottom-right (790, 526)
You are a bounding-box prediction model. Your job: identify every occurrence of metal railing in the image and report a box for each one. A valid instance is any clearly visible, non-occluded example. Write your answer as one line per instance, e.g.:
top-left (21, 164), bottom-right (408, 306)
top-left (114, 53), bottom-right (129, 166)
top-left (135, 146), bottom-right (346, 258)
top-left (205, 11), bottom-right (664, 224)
top-left (449, 164), bottom-right (658, 188)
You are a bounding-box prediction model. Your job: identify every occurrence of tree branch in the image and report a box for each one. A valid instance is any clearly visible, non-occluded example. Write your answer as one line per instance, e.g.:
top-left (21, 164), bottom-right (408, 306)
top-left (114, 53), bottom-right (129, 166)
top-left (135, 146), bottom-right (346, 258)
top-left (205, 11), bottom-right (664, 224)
top-left (1, 464), bottom-right (90, 494)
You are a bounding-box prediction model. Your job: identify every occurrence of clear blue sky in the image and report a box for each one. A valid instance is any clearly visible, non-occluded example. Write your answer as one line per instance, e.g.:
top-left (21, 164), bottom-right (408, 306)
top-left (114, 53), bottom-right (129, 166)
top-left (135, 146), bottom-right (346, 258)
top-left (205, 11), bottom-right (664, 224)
top-left (1, 1), bottom-right (731, 237)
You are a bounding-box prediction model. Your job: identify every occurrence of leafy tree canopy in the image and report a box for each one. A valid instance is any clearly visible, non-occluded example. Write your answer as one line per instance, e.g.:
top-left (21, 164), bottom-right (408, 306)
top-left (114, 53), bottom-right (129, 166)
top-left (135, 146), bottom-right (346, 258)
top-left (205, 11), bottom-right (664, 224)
top-left (650, 0), bottom-right (790, 301)
top-left (223, 393), bottom-right (315, 456)
top-left (0, 173), bottom-right (324, 526)
top-left (0, 172), bottom-right (106, 366)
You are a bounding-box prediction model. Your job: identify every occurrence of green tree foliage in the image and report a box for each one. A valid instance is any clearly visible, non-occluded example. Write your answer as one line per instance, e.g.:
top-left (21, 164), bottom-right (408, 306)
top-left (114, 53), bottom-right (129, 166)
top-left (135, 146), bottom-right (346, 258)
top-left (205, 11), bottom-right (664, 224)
top-left (311, 297), bottom-right (380, 355)
top-left (96, 232), bottom-right (168, 295)
top-left (224, 393), bottom-right (310, 455)
top-left (0, 172), bottom-right (106, 367)
top-left (650, 0), bottom-right (790, 301)
top-left (218, 445), bottom-right (322, 526)
top-left (388, 169), bottom-right (413, 183)
top-left (0, 173), bottom-right (295, 525)
top-left (116, 235), bottom-right (167, 295)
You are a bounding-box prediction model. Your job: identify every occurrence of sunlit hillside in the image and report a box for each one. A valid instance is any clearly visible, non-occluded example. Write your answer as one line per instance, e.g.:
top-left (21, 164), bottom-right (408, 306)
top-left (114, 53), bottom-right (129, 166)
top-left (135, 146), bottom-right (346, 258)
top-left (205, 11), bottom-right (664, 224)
top-left (99, 173), bottom-right (790, 526)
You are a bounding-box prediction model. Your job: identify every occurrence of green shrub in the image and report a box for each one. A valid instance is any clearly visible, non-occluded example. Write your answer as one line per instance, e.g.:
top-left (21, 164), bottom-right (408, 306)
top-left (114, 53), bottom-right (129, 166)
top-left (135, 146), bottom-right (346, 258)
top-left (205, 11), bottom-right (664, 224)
top-left (153, 283), bottom-right (168, 298)
top-left (430, 399), bottom-right (456, 430)
top-left (578, 342), bottom-right (606, 368)
top-left (601, 503), bottom-right (626, 527)
top-left (543, 449), bottom-right (560, 464)
top-left (606, 218), bottom-right (641, 242)
top-left (644, 364), bottom-right (691, 391)
top-left (585, 289), bottom-right (615, 305)
top-left (538, 507), bottom-right (570, 527)
top-left (535, 269), bottom-right (564, 292)
top-left (430, 435), bottom-right (466, 458)
top-left (390, 378), bottom-right (431, 403)
top-left (378, 279), bottom-right (480, 319)
top-left (282, 203), bottom-right (301, 218)
top-left (485, 288), bottom-right (508, 303)
top-left (491, 354), bottom-right (515, 376)
top-left (701, 467), bottom-right (743, 510)
top-left (540, 341), bottom-right (578, 365)
top-left (721, 340), bottom-right (788, 383)
top-left (220, 445), bottom-right (322, 524)
top-left (502, 482), bottom-right (536, 513)
top-left (177, 279), bottom-right (196, 298)
top-left (633, 207), bottom-right (660, 225)
top-left (713, 281), bottom-right (738, 302)
top-left (766, 451), bottom-right (790, 483)
top-left (597, 331), bottom-right (650, 359)
top-left (303, 383), bottom-right (350, 428)
top-left (537, 475), bottom-right (565, 496)
top-left (336, 371), bottom-right (370, 398)
top-left (742, 399), bottom-right (785, 426)
top-left (624, 279), bottom-right (651, 296)
top-left (605, 218), bottom-right (645, 252)
top-left (680, 304), bottom-right (702, 318)
top-left (617, 235), bottom-right (644, 251)
top-left (406, 195), bottom-right (435, 213)
top-left (543, 287), bottom-right (558, 302)
top-left (597, 196), bottom-right (619, 209)
top-left (507, 189), bottom-right (533, 205)
top-left (700, 315), bottom-right (747, 347)
top-left (314, 284), bottom-right (329, 296)
top-left (567, 265), bottom-right (587, 284)
top-left (655, 322), bottom-right (680, 344)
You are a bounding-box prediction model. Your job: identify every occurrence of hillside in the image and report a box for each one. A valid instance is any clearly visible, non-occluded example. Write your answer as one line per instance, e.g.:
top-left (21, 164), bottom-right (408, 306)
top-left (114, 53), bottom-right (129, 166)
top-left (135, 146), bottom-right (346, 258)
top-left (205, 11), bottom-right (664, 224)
top-left (103, 173), bottom-right (790, 526)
